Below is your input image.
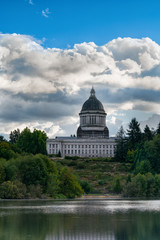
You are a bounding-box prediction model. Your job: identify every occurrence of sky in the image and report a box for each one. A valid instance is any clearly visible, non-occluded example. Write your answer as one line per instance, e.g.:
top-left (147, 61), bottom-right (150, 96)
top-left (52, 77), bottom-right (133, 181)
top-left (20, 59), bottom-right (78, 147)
top-left (1, 0), bottom-right (160, 138)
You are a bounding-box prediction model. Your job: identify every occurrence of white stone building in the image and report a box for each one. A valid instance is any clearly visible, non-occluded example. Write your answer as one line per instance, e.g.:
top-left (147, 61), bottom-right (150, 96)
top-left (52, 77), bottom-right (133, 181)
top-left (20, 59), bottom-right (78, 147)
top-left (46, 88), bottom-right (116, 158)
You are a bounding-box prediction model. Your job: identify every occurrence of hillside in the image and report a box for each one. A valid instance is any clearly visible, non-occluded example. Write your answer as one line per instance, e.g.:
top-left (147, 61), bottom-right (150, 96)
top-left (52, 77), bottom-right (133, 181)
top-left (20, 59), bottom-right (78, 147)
top-left (53, 157), bottom-right (131, 194)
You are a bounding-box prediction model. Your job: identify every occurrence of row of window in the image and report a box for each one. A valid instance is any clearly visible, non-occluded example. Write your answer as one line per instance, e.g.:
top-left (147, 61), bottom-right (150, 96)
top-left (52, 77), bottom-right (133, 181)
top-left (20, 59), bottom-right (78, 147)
top-left (49, 149), bottom-right (114, 155)
top-left (64, 149), bottom-right (114, 155)
top-left (49, 144), bottom-right (116, 149)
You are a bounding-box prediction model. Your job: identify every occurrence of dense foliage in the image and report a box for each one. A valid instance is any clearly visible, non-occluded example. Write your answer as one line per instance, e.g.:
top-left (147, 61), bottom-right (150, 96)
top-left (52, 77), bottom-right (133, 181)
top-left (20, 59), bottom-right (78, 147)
top-left (0, 128), bottom-right (83, 199)
top-left (115, 119), bottom-right (160, 197)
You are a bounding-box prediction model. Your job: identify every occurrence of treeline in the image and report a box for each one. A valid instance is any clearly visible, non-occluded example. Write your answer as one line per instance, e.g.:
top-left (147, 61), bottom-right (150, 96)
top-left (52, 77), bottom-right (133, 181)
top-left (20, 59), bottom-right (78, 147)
top-left (115, 118), bottom-right (160, 197)
top-left (0, 128), bottom-right (83, 199)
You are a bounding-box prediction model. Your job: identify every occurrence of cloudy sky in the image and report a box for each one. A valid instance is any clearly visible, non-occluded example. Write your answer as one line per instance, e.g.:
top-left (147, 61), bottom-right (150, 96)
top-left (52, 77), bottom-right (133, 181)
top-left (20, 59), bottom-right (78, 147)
top-left (1, 0), bottom-right (160, 138)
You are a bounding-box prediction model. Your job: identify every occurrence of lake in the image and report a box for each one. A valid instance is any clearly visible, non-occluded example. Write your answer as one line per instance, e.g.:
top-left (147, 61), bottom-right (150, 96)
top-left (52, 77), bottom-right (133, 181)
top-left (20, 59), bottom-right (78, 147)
top-left (0, 199), bottom-right (160, 240)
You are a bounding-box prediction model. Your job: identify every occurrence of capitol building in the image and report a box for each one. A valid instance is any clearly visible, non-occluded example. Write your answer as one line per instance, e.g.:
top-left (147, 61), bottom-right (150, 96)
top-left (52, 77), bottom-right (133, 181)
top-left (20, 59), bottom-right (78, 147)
top-left (46, 88), bottom-right (116, 158)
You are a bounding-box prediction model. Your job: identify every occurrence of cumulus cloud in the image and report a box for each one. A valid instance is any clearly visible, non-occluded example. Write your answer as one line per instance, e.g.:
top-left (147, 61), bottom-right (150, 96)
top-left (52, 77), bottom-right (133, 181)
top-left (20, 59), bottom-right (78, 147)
top-left (1, 34), bottom-right (160, 137)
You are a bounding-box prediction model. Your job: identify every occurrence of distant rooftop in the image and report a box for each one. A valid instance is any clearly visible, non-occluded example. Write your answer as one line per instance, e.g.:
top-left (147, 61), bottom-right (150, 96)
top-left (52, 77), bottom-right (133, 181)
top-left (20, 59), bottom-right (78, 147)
top-left (55, 136), bottom-right (77, 139)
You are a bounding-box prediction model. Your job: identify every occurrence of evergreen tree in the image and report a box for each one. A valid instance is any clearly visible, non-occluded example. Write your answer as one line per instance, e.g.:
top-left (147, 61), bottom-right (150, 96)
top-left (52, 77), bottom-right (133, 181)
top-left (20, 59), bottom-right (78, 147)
top-left (9, 129), bottom-right (20, 144)
top-left (143, 125), bottom-right (153, 141)
top-left (127, 118), bottom-right (141, 150)
top-left (114, 126), bottom-right (128, 162)
top-left (156, 122), bottom-right (160, 135)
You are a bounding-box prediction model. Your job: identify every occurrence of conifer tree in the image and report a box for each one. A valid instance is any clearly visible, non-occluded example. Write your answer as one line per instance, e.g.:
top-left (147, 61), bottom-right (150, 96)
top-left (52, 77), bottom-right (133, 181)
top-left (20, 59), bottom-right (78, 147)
top-left (127, 118), bottom-right (141, 149)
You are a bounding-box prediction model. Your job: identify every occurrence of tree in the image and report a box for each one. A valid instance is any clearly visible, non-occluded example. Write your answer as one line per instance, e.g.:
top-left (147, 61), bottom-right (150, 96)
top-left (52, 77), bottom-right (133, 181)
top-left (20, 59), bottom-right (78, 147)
top-left (156, 122), bottom-right (160, 135)
top-left (19, 155), bottom-right (49, 190)
top-left (17, 127), bottom-right (47, 154)
top-left (113, 178), bottom-right (122, 193)
top-left (0, 136), bottom-right (6, 142)
top-left (9, 129), bottom-right (20, 144)
top-left (127, 118), bottom-right (141, 150)
top-left (143, 125), bottom-right (153, 141)
top-left (17, 127), bottom-right (32, 153)
top-left (114, 126), bottom-right (128, 162)
top-left (144, 134), bottom-right (160, 173)
top-left (58, 167), bottom-right (83, 198)
top-left (0, 141), bottom-right (14, 159)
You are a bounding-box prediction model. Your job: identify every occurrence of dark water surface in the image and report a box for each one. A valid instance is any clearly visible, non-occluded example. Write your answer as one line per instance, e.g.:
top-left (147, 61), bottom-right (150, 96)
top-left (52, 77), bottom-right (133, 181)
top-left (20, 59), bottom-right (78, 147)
top-left (0, 199), bottom-right (160, 240)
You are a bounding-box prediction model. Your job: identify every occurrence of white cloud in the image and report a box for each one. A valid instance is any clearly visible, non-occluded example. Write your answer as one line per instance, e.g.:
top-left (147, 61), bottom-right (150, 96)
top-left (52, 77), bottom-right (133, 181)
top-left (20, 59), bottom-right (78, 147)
top-left (1, 34), bottom-right (160, 136)
top-left (42, 8), bottom-right (51, 18)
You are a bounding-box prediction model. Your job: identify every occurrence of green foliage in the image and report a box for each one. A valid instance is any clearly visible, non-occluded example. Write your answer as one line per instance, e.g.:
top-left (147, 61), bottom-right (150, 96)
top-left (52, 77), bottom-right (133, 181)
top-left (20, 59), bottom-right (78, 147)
top-left (156, 122), bottom-right (160, 135)
top-left (58, 167), bottom-right (84, 198)
top-left (123, 173), bottom-right (160, 197)
top-left (143, 125), bottom-right (153, 141)
top-left (127, 118), bottom-right (142, 150)
top-left (0, 158), bottom-right (7, 183)
top-left (17, 127), bottom-right (47, 154)
top-left (27, 184), bottom-right (43, 199)
top-left (9, 129), bottom-right (20, 144)
top-left (114, 126), bottom-right (128, 162)
top-left (113, 178), bottom-right (122, 193)
top-left (0, 141), bottom-right (15, 159)
top-left (0, 181), bottom-right (27, 199)
top-left (144, 134), bottom-right (160, 173)
top-left (0, 154), bottom-right (84, 199)
top-left (80, 180), bottom-right (92, 193)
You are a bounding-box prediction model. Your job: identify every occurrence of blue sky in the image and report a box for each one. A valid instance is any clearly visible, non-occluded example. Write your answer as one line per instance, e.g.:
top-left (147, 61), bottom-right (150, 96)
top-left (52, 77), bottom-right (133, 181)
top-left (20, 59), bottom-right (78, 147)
top-left (1, 0), bottom-right (160, 138)
top-left (1, 0), bottom-right (160, 48)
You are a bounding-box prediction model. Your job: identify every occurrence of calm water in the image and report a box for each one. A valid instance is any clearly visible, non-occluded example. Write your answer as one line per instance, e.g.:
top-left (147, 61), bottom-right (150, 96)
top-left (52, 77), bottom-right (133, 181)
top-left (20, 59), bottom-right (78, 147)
top-left (0, 199), bottom-right (160, 240)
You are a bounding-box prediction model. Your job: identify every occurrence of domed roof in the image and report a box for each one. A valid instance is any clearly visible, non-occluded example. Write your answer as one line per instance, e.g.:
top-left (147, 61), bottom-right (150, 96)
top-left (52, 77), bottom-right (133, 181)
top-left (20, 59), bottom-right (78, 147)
top-left (81, 88), bottom-right (105, 112)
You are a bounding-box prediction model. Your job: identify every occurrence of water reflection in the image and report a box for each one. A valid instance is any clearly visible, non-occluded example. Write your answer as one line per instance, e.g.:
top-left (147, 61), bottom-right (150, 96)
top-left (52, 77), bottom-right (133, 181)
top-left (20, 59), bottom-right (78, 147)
top-left (0, 200), bottom-right (160, 240)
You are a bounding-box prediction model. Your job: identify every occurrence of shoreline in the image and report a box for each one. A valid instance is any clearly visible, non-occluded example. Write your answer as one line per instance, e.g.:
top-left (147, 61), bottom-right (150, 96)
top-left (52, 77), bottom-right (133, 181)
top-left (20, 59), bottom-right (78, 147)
top-left (81, 194), bottom-right (122, 199)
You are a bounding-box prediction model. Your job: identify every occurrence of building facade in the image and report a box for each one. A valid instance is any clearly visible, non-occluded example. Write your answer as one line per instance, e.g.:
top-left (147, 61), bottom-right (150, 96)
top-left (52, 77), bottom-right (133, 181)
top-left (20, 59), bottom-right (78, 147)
top-left (46, 88), bottom-right (116, 158)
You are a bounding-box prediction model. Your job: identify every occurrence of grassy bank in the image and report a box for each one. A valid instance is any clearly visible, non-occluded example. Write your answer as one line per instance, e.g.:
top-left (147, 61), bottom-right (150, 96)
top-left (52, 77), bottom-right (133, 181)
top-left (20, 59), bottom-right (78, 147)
top-left (52, 157), bottom-right (131, 194)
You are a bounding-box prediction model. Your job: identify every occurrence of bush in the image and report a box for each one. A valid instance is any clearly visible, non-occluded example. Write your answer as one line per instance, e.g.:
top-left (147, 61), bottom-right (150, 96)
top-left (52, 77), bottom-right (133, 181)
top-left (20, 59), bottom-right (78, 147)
top-left (0, 181), bottom-right (27, 199)
top-left (80, 180), bottom-right (92, 193)
top-left (113, 178), bottom-right (122, 193)
top-left (58, 167), bottom-right (84, 198)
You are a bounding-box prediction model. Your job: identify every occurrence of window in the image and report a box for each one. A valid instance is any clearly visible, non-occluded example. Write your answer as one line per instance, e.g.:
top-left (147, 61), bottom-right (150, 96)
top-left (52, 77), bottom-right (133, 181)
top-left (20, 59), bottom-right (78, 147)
top-left (71, 150), bottom-right (73, 154)
top-left (68, 145), bottom-right (70, 148)
top-left (85, 145), bottom-right (87, 148)
top-left (68, 150), bottom-right (70, 154)
top-left (75, 150), bottom-right (77, 154)
top-left (75, 145), bottom-right (77, 148)
top-left (71, 145), bottom-right (73, 148)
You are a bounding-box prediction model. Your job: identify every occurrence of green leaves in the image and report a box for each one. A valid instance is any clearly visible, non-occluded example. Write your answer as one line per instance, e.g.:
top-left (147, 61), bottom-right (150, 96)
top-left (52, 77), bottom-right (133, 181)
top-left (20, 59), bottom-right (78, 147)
top-left (17, 127), bottom-right (47, 154)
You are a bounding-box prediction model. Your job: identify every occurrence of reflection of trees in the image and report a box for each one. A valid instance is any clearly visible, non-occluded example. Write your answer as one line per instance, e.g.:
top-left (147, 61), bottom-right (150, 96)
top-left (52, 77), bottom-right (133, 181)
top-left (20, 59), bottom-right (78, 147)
top-left (0, 202), bottom-right (160, 240)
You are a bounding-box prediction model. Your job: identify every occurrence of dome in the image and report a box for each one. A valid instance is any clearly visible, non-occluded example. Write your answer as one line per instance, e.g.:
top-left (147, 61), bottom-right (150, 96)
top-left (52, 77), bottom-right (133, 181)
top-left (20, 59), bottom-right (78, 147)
top-left (81, 88), bottom-right (105, 112)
